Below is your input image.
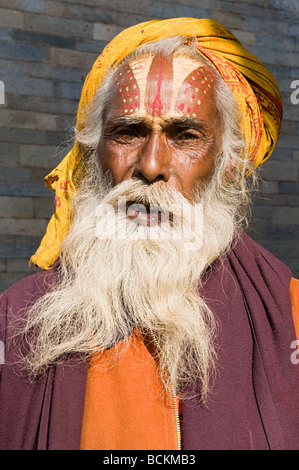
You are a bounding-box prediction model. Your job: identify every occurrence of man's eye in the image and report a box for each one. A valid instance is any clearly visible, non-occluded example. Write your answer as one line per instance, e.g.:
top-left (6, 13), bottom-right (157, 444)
top-left (113, 127), bottom-right (138, 137)
top-left (175, 131), bottom-right (201, 141)
top-left (104, 126), bottom-right (141, 142)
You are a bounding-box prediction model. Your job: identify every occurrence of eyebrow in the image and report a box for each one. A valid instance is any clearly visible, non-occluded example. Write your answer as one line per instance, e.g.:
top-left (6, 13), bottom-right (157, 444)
top-left (104, 115), bottom-right (207, 130)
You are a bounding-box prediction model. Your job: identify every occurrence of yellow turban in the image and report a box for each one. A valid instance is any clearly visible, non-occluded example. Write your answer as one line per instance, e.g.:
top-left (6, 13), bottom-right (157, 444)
top-left (30, 17), bottom-right (283, 270)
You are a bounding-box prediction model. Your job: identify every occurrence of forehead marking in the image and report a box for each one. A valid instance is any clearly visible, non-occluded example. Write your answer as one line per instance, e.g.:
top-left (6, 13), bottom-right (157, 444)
top-left (175, 66), bottom-right (215, 117)
top-left (114, 63), bottom-right (140, 113)
top-left (150, 58), bottom-right (164, 113)
top-left (114, 57), bottom-right (216, 119)
top-left (145, 55), bottom-right (174, 116)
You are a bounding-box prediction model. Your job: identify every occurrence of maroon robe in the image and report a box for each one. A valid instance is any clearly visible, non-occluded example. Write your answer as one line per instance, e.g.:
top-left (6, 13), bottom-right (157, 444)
top-left (1, 231), bottom-right (299, 450)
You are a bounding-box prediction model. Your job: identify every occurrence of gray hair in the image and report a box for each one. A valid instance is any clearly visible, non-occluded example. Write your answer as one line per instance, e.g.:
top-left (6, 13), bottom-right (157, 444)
top-left (76, 36), bottom-right (256, 225)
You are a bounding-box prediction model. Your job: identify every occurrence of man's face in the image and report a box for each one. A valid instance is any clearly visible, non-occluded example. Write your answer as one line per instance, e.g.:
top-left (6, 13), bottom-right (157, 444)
top-left (99, 54), bottom-right (222, 203)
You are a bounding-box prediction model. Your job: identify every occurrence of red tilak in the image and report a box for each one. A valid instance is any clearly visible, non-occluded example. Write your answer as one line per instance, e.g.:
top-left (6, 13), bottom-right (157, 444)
top-left (150, 58), bottom-right (164, 113)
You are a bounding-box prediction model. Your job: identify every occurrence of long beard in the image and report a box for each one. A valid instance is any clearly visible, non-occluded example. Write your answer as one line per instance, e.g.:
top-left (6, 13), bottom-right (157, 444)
top-left (20, 166), bottom-right (239, 402)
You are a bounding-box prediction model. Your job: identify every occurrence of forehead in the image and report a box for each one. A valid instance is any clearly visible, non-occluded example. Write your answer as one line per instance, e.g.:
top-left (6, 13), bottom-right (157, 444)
top-left (109, 54), bottom-right (217, 120)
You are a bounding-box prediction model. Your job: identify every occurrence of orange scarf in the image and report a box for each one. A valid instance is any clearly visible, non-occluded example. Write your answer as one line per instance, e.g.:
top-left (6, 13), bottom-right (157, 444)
top-left (80, 330), bottom-right (178, 450)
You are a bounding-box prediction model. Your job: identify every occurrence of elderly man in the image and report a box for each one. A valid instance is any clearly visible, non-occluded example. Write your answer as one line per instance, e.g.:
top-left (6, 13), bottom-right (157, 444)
top-left (1, 18), bottom-right (299, 451)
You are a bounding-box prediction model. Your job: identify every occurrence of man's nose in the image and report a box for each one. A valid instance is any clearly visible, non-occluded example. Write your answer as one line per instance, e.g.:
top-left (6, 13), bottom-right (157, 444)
top-left (133, 134), bottom-right (170, 183)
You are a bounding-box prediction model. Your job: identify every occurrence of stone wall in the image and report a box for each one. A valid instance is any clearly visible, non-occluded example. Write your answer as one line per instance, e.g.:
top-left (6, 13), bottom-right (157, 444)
top-left (0, 0), bottom-right (299, 292)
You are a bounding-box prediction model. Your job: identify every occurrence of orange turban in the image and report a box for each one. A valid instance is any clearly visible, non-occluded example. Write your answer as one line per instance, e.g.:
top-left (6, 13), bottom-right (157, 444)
top-left (30, 17), bottom-right (283, 270)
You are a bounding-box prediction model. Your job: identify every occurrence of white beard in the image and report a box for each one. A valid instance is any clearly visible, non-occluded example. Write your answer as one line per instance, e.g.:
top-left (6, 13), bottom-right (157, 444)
top-left (21, 166), bottom-right (240, 402)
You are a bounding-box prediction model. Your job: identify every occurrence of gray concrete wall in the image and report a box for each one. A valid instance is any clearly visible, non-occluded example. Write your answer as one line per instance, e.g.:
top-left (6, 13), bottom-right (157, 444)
top-left (0, 0), bottom-right (299, 292)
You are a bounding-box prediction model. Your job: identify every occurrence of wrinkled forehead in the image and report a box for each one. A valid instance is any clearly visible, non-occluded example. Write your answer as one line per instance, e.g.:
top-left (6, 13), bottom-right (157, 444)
top-left (110, 54), bottom-right (217, 119)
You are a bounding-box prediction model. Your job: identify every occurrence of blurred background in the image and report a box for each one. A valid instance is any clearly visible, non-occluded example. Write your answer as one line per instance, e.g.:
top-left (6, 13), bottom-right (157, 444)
top-left (0, 0), bottom-right (299, 292)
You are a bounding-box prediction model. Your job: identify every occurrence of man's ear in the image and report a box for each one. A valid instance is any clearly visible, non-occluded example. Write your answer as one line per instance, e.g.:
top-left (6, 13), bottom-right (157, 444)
top-left (224, 159), bottom-right (238, 184)
top-left (225, 162), bottom-right (234, 181)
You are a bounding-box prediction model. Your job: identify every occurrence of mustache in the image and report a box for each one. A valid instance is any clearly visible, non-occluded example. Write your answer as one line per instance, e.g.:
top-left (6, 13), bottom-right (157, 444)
top-left (91, 176), bottom-right (204, 247)
top-left (98, 176), bottom-right (195, 215)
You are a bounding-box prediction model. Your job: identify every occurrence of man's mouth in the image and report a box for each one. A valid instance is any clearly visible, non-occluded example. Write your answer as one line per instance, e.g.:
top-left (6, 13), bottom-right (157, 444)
top-left (126, 201), bottom-right (169, 226)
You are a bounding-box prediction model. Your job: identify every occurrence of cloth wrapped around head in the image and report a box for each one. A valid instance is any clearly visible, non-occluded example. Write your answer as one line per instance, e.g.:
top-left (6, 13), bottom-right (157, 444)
top-left (30, 17), bottom-right (283, 270)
